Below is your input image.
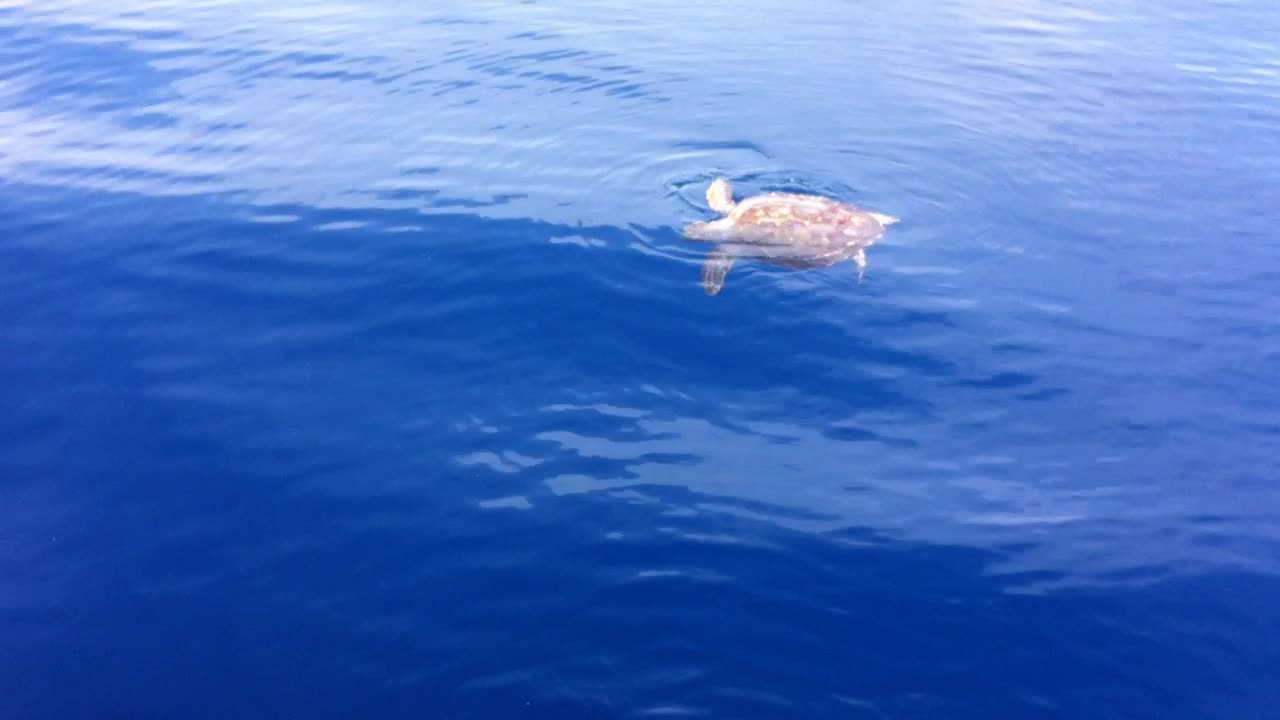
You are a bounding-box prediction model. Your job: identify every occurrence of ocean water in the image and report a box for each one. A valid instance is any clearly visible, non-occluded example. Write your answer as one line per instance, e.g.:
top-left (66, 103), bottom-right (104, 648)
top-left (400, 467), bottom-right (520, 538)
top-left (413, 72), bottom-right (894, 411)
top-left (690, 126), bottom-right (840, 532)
top-left (2, 0), bottom-right (1279, 717)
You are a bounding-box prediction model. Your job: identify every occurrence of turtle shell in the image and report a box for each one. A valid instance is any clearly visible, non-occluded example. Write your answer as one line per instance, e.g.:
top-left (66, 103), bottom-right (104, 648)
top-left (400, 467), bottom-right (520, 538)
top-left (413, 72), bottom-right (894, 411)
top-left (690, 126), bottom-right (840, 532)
top-left (724, 192), bottom-right (886, 251)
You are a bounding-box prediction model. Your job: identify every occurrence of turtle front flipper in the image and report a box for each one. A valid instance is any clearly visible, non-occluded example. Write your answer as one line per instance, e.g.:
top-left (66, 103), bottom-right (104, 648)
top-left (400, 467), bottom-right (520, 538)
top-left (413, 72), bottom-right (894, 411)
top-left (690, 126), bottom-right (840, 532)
top-left (701, 249), bottom-right (735, 295)
top-left (707, 178), bottom-right (735, 214)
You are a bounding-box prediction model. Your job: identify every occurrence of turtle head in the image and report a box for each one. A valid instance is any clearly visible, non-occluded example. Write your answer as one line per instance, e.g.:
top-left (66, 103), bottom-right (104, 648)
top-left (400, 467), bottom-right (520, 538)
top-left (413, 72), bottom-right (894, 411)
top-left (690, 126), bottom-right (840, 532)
top-left (682, 218), bottom-right (732, 241)
top-left (707, 177), bottom-right (736, 214)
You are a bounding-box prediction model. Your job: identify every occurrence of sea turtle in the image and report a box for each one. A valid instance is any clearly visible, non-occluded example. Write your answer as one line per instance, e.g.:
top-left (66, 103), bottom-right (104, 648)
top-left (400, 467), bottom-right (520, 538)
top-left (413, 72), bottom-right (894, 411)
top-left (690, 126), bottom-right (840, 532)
top-left (682, 177), bottom-right (899, 295)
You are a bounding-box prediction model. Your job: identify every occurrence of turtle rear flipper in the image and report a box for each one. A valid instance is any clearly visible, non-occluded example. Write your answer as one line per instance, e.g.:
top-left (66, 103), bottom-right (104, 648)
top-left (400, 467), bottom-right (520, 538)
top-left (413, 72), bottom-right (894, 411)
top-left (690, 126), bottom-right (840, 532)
top-left (701, 249), bottom-right (734, 295)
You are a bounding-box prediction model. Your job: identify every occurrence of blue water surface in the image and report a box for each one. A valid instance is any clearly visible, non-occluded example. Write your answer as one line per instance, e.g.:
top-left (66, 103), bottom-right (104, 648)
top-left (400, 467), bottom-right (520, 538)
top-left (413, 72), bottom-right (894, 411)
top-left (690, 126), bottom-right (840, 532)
top-left (3, 1), bottom-right (1279, 718)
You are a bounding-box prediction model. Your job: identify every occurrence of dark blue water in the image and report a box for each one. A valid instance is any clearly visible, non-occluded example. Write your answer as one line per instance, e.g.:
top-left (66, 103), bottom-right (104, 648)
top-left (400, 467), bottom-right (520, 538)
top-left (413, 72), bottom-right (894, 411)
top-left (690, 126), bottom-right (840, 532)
top-left (3, 1), bottom-right (1280, 717)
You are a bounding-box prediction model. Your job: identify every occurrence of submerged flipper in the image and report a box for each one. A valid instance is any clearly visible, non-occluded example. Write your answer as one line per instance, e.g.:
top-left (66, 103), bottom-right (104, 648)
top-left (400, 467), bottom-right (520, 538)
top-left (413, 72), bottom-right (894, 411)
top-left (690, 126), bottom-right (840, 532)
top-left (853, 248), bottom-right (867, 283)
top-left (701, 249), bottom-right (735, 295)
